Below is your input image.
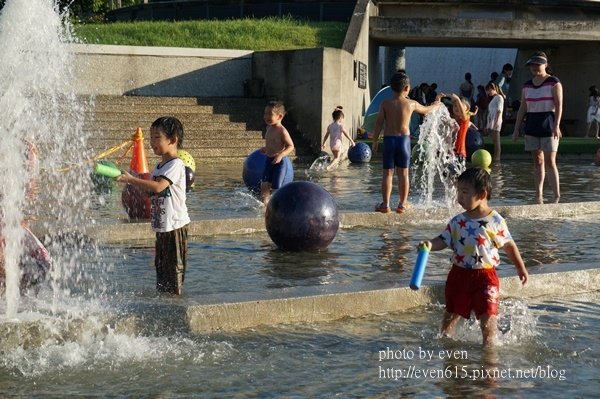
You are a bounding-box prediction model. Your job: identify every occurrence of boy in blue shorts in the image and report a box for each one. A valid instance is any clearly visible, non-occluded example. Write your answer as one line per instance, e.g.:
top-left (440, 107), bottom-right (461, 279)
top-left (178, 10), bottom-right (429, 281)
top-left (418, 167), bottom-right (528, 346)
top-left (260, 101), bottom-right (295, 205)
top-left (372, 71), bottom-right (443, 213)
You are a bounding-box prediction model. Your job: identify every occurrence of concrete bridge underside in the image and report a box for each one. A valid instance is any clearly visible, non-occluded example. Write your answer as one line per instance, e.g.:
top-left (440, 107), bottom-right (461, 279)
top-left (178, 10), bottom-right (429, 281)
top-left (368, 0), bottom-right (600, 135)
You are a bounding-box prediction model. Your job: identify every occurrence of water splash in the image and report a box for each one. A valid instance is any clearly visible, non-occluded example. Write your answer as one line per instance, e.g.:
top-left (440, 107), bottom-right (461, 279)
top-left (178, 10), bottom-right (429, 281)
top-left (411, 106), bottom-right (463, 208)
top-left (307, 153), bottom-right (331, 174)
top-left (448, 298), bottom-right (538, 345)
top-left (0, 0), bottom-right (105, 317)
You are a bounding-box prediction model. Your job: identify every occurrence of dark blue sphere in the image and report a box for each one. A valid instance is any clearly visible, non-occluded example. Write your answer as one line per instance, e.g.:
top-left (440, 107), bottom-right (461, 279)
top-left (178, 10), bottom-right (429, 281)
top-left (185, 166), bottom-right (195, 192)
top-left (348, 142), bottom-right (372, 163)
top-left (265, 181), bottom-right (339, 251)
top-left (242, 149), bottom-right (293, 196)
top-left (466, 128), bottom-right (485, 160)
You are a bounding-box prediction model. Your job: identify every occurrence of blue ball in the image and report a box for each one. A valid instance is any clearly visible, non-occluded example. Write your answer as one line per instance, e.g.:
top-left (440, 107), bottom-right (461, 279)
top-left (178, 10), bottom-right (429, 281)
top-left (348, 142), bottom-right (372, 163)
top-left (185, 166), bottom-right (195, 192)
top-left (265, 181), bottom-right (339, 251)
top-left (242, 149), bottom-right (293, 196)
top-left (466, 128), bottom-right (485, 160)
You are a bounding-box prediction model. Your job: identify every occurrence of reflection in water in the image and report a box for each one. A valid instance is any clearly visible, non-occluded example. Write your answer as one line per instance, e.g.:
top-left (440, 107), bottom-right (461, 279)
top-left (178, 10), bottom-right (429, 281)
top-left (489, 162), bottom-right (506, 200)
top-left (261, 247), bottom-right (337, 288)
top-left (435, 341), bottom-right (500, 398)
top-left (507, 218), bottom-right (563, 266)
top-left (375, 230), bottom-right (413, 273)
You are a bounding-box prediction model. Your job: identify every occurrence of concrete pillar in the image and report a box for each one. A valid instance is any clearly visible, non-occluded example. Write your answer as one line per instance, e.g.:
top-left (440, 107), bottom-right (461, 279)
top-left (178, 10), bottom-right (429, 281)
top-left (377, 46), bottom-right (406, 88)
top-left (362, 40), bottom-right (383, 99)
top-left (390, 46), bottom-right (406, 73)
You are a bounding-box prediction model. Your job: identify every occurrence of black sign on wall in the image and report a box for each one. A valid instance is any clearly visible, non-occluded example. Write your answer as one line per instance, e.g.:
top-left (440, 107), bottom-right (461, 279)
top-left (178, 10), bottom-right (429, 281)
top-left (356, 61), bottom-right (367, 89)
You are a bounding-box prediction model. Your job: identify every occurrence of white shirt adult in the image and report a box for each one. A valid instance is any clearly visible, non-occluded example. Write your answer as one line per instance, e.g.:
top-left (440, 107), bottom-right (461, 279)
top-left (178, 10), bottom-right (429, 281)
top-left (486, 95), bottom-right (504, 132)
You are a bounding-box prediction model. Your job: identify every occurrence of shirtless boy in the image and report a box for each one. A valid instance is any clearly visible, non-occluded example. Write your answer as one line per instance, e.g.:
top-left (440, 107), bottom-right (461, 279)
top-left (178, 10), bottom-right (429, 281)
top-left (372, 71), bottom-right (442, 213)
top-left (260, 101), bottom-right (295, 205)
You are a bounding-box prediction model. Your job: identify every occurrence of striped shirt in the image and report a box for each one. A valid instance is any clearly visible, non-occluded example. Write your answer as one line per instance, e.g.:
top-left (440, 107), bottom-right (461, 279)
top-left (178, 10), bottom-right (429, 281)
top-left (523, 76), bottom-right (560, 113)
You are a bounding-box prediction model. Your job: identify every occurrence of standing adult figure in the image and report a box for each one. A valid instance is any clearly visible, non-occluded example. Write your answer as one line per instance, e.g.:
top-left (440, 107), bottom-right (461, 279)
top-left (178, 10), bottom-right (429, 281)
top-left (495, 63), bottom-right (514, 98)
top-left (484, 82), bottom-right (505, 162)
top-left (512, 51), bottom-right (563, 204)
top-left (459, 73), bottom-right (475, 111)
top-left (585, 85), bottom-right (600, 138)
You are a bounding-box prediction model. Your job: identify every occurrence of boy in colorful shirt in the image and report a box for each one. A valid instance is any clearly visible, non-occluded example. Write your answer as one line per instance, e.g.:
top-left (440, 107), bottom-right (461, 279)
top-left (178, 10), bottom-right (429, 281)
top-left (419, 167), bottom-right (528, 346)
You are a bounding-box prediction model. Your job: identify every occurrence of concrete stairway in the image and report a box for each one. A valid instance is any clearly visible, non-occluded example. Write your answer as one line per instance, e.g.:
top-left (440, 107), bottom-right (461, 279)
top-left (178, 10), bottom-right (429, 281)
top-left (85, 95), bottom-right (270, 165)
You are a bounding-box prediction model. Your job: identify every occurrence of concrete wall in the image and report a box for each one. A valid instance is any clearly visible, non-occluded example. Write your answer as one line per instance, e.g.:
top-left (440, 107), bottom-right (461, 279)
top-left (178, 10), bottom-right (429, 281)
top-left (251, 0), bottom-right (372, 152)
top-left (70, 1), bottom-right (374, 152)
top-left (70, 44), bottom-right (252, 97)
top-left (252, 48), bottom-right (324, 150)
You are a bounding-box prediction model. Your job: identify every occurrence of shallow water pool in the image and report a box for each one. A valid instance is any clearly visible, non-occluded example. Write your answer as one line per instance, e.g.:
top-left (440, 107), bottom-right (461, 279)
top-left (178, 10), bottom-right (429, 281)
top-left (89, 158), bottom-right (600, 222)
top-left (2, 158), bottom-right (598, 398)
top-left (1, 292), bottom-right (597, 398)
top-left (95, 212), bottom-right (600, 298)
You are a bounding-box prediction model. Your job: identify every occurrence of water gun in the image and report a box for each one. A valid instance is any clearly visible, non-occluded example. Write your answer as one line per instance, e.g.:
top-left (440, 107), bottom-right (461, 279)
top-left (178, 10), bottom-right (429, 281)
top-left (410, 243), bottom-right (430, 290)
top-left (94, 162), bottom-right (122, 178)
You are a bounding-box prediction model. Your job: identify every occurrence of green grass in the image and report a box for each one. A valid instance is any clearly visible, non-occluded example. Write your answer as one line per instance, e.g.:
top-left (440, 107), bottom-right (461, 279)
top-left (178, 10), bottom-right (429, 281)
top-left (73, 17), bottom-right (348, 50)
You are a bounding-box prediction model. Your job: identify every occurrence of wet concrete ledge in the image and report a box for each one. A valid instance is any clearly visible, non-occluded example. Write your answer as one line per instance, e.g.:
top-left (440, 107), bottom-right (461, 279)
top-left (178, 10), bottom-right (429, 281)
top-left (83, 200), bottom-right (600, 244)
top-left (79, 202), bottom-right (600, 333)
top-left (184, 262), bottom-right (599, 333)
top-left (2, 264), bottom-right (597, 344)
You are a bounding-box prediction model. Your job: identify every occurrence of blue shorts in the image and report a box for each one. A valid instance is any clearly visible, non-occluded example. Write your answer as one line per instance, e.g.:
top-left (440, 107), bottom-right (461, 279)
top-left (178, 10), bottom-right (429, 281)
top-left (262, 156), bottom-right (286, 189)
top-left (382, 135), bottom-right (411, 169)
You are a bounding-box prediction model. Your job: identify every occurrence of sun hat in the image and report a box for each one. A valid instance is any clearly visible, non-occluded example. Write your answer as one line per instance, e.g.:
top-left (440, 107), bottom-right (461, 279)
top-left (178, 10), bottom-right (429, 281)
top-left (526, 54), bottom-right (548, 65)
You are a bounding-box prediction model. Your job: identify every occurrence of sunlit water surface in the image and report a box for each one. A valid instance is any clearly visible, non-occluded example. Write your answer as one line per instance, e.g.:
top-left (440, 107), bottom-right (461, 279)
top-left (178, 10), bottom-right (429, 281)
top-left (1, 292), bottom-right (597, 398)
top-left (1, 0), bottom-right (598, 396)
top-left (4, 158), bottom-right (594, 397)
top-left (90, 158), bottom-right (600, 222)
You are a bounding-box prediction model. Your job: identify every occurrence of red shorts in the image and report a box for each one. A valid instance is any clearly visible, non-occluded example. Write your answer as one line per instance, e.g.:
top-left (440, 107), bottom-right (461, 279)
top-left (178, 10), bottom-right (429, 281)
top-left (445, 265), bottom-right (500, 319)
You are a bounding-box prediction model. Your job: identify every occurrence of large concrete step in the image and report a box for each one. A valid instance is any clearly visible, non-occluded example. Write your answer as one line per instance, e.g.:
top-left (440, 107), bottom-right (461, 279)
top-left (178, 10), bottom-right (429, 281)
top-left (88, 112), bottom-right (234, 123)
top-left (85, 120), bottom-right (253, 131)
top-left (83, 95), bottom-right (305, 164)
top-left (88, 95), bottom-right (267, 107)
top-left (87, 96), bottom-right (267, 117)
top-left (88, 137), bottom-right (265, 149)
top-left (87, 105), bottom-right (262, 121)
top-left (87, 128), bottom-right (263, 139)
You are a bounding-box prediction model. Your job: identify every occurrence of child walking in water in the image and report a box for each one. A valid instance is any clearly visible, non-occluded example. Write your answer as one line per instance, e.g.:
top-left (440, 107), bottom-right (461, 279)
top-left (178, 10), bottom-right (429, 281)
top-left (418, 167), bottom-right (528, 346)
top-left (118, 116), bottom-right (190, 295)
top-left (372, 71), bottom-right (442, 214)
top-left (260, 101), bottom-right (295, 205)
top-left (321, 106), bottom-right (355, 170)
